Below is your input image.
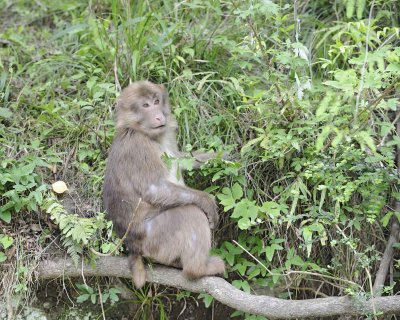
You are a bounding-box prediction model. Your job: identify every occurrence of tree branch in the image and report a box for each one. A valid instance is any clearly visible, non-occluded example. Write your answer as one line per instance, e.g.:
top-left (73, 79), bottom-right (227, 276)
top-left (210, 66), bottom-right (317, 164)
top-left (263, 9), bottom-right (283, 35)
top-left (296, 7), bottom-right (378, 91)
top-left (37, 257), bottom-right (400, 319)
top-left (373, 219), bottom-right (400, 296)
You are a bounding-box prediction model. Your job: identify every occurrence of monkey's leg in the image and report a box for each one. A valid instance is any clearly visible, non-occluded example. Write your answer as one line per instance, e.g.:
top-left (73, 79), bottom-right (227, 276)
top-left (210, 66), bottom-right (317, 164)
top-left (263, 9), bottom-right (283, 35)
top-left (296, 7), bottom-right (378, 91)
top-left (178, 210), bottom-right (225, 278)
top-left (142, 206), bottom-right (225, 278)
top-left (125, 231), bottom-right (147, 288)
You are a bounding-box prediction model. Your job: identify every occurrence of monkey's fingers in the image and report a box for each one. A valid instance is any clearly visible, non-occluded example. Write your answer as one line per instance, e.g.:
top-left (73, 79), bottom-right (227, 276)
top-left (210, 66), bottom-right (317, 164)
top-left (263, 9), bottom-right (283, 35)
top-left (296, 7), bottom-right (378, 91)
top-left (208, 218), bottom-right (215, 229)
top-left (207, 211), bottom-right (219, 229)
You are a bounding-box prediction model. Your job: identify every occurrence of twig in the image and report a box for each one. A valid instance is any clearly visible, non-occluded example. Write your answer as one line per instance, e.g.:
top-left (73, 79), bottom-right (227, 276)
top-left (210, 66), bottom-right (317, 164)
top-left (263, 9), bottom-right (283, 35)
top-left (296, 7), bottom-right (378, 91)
top-left (114, 58), bottom-right (121, 93)
top-left (97, 282), bottom-right (106, 320)
top-left (355, 0), bottom-right (375, 117)
top-left (377, 112), bottom-right (400, 148)
top-left (378, 31), bottom-right (399, 50)
top-left (367, 79), bottom-right (399, 112)
top-left (351, 78), bottom-right (399, 134)
top-left (372, 220), bottom-right (400, 296)
top-left (232, 240), bottom-right (359, 288)
top-left (335, 224), bottom-right (377, 317)
top-left (232, 240), bottom-right (272, 274)
top-left (81, 257), bottom-right (88, 287)
top-left (375, 103), bottom-right (400, 295)
top-left (365, 267), bottom-right (377, 319)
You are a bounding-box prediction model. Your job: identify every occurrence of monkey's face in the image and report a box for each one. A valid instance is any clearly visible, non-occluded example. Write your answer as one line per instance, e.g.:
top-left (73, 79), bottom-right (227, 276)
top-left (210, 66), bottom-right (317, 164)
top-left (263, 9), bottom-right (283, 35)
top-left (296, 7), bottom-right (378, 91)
top-left (116, 81), bottom-right (170, 139)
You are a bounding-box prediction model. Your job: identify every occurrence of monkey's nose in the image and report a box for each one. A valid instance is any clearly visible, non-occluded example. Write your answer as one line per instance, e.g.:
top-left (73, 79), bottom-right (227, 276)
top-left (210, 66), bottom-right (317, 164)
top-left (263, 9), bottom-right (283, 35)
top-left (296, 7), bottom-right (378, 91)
top-left (156, 115), bottom-right (166, 124)
top-left (154, 117), bottom-right (166, 128)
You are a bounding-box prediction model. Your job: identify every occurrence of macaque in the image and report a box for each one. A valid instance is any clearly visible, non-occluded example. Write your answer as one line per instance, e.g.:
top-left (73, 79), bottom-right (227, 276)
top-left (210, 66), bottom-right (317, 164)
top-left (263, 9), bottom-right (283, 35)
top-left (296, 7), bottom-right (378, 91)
top-left (103, 81), bottom-right (225, 288)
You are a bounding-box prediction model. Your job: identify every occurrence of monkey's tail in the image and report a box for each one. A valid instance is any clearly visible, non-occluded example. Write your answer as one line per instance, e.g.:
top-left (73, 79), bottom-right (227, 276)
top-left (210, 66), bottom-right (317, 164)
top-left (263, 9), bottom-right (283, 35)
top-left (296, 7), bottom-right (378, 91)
top-left (129, 254), bottom-right (146, 288)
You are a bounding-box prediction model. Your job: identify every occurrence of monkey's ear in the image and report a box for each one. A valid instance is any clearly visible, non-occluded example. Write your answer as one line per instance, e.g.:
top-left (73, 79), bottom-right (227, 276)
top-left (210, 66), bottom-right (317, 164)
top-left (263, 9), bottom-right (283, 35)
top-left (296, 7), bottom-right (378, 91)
top-left (115, 97), bottom-right (123, 109)
top-left (159, 84), bottom-right (169, 105)
top-left (158, 84), bottom-right (166, 92)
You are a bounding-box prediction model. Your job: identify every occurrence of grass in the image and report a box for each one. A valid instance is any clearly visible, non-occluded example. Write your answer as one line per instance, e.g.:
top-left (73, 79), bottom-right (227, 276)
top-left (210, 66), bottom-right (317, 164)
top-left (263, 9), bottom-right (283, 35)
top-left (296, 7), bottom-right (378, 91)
top-left (1, 0), bottom-right (399, 319)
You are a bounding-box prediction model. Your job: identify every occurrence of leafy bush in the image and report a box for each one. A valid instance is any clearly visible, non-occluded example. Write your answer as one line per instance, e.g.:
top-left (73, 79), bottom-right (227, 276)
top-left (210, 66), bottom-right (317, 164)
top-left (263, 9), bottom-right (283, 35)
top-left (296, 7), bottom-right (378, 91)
top-left (0, 0), bottom-right (399, 318)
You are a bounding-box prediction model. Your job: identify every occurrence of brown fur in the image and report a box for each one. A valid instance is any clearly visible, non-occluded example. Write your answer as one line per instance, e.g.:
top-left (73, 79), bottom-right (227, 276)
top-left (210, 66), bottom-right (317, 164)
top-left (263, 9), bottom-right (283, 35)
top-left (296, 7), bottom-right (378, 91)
top-left (103, 81), bottom-right (225, 288)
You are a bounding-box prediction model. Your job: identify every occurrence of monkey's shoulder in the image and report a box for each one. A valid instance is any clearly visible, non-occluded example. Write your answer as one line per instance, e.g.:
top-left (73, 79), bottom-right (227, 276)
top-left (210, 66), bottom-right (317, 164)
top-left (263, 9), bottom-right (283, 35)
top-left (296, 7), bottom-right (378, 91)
top-left (110, 130), bottom-right (157, 152)
top-left (158, 132), bottom-right (179, 157)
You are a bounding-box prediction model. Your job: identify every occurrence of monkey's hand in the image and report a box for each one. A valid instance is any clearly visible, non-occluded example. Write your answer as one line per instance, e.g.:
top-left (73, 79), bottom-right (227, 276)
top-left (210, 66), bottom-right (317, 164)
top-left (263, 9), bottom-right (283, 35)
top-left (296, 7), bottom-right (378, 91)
top-left (199, 194), bottom-right (218, 229)
top-left (190, 151), bottom-right (231, 170)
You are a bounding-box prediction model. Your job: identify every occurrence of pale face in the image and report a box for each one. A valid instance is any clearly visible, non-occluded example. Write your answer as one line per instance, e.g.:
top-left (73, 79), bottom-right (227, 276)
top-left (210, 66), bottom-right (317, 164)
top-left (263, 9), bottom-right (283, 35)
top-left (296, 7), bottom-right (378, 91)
top-left (116, 81), bottom-right (170, 139)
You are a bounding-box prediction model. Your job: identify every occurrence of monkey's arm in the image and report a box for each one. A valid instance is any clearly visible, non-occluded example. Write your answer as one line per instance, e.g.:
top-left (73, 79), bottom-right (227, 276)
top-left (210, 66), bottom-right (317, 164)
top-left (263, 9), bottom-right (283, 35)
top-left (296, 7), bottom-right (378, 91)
top-left (192, 151), bottom-right (219, 169)
top-left (125, 136), bottom-right (218, 227)
top-left (176, 151), bottom-right (229, 169)
top-left (143, 180), bottom-right (218, 228)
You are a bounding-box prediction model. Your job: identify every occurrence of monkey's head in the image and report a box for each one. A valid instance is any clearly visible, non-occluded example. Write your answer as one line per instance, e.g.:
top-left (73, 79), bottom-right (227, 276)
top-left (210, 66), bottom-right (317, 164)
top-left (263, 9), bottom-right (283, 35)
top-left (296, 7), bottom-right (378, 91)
top-left (116, 81), bottom-right (172, 139)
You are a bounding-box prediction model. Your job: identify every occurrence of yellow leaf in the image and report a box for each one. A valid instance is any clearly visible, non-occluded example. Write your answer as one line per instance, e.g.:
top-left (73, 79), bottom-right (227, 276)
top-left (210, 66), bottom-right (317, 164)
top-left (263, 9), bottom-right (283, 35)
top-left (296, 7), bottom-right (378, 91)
top-left (52, 181), bottom-right (68, 194)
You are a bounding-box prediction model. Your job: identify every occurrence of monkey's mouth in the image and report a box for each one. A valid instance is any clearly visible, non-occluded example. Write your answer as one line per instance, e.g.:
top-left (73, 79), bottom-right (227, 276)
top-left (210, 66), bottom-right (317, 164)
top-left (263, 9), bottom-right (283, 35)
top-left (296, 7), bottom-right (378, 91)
top-left (154, 125), bottom-right (166, 129)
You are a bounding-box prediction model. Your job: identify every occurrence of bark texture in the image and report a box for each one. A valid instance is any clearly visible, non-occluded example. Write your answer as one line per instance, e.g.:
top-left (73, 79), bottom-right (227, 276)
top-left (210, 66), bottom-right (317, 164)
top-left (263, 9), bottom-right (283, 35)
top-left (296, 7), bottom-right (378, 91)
top-left (37, 256), bottom-right (400, 319)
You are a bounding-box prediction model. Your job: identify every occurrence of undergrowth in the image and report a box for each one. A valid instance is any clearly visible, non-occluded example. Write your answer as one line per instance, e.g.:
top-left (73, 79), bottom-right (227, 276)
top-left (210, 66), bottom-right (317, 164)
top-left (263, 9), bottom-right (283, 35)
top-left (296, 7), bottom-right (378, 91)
top-left (0, 0), bottom-right (399, 319)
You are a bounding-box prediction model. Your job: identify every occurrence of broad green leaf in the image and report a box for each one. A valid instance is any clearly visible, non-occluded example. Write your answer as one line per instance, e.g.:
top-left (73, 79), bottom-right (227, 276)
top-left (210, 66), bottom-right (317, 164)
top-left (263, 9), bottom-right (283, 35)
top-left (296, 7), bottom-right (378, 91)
top-left (248, 268), bottom-right (260, 279)
top-left (302, 227), bottom-right (313, 257)
top-left (380, 212), bottom-right (393, 227)
top-left (77, 294), bottom-right (90, 303)
top-left (101, 293), bottom-right (109, 304)
top-left (261, 201), bottom-right (282, 219)
top-left (0, 107), bottom-right (12, 119)
top-left (248, 202), bottom-right (259, 220)
top-left (232, 280), bottom-right (251, 293)
top-left (291, 141), bottom-right (300, 151)
top-left (356, 0), bottom-right (365, 19)
top-left (91, 294), bottom-right (97, 304)
top-left (101, 243), bottom-right (112, 253)
top-left (238, 217), bottom-right (251, 230)
top-left (196, 72), bottom-right (216, 91)
top-left (324, 69), bottom-right (357, 91)
top-left (109, 288), bottom-right (121, 303)
top-left (265, 246), bottom-right (275, 261)
top-left (346, 0), bottom-right (355, 18)
top-left (224, 253), bottom-right (235, 266)
top-left (316, 125), bottom-right (333, 151)
top-left (386, 63), bottom-right (400, 72)
top-left (356, 131), bottom-right (376, 153)
top-left (241, 135), bottom-right (264, 153)
top-left (231, 201), bottom-right (247, 219)
top-left (272, 272), bottom-right (280, 284)
top-left (395, 212), bottom-right (400, 223)
top-left (198, 293), bottom-right (213, 308)
top-left (0, 235), bottom-right (13, 249)
top-left (271, 243), bottom-right (284, 250)
top-left (316, 92), bottom-right (333, 118)
top-left (291, 255), bottom-right (305, 267)
top-left (364, 71), bottom-right (382, 89)
top-left (231, 183), bottom-right (243, 200)
top-left (0, 211), bottom-right (11, 223)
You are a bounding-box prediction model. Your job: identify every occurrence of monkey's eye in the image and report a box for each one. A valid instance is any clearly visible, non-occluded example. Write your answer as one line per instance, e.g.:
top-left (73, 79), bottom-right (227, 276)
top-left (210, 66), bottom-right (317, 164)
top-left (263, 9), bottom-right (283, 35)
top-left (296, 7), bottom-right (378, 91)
top-left (154, 99), bottom-right (160, 105)
top-left (142, 103), bottom-right (150, 108)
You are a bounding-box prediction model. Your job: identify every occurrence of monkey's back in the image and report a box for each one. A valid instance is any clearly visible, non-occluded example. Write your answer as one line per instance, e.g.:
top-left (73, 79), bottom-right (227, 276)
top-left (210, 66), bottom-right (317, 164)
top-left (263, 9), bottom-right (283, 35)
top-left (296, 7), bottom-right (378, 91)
top-left (103, 129), bottom-right (174, 237)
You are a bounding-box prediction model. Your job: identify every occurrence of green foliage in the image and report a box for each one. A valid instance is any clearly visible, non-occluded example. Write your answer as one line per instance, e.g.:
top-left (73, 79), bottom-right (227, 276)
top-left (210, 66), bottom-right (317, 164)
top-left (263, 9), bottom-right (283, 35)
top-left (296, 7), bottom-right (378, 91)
top-left (1, 0), bottom-right (400, 318)
top-left (0, 155), bottom-right (49, 223)
top-left (0, 234), bottom-right (13, 263)
top-left (197, 293), bottom-right (214, 308)
top-left (123, 284), bottom-right (169, 320)
top-left (43, 196), bottom-right (114, 265)
top-left (76, 283), bottom-right (121, 305)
